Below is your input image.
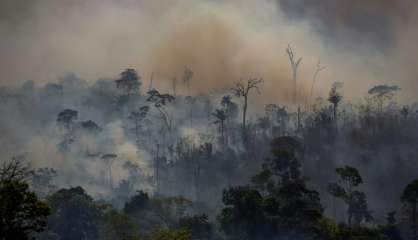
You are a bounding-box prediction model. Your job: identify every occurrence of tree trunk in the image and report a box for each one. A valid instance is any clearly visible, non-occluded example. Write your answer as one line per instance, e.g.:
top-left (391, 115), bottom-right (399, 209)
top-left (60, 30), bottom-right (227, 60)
top-left (243, 96), bottom-right (248, 130)
top-left (413, 202), bottom-right (417, 240)
top-left (293, 71), bottom-right (297, 104)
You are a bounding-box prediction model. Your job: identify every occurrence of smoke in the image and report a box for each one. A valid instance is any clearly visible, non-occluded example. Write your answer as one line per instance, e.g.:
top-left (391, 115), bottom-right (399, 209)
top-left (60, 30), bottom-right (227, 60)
top-left (0, 0), bottom-right (417, 103)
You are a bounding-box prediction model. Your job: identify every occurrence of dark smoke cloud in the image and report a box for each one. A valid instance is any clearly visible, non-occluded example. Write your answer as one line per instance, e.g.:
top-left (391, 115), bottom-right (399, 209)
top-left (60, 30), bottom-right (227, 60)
top-left (277, 0), bottom-right (409, 49)
top-left (0, 0), bottom-right (417, 102)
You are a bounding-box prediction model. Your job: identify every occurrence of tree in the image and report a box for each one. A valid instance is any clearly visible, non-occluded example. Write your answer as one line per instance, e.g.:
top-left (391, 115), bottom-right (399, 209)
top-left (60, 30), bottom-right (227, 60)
top-left (221, 95), bottom-right (239, 142)
top-left (401, 179), bottom-right (418, 240)
top-left (183, 66), bottom-right (193, 96)
top-left (231, 78), bottom-right (263, 130)
top-left (286, 44), bottom-right (303, 105)
top-left (327, 82), bottom-right (343, 126)
top-left (0, 158), bottom-right (50, 240)
top-left (30, 167), bottom-right (57, 197)
top-left (212, 109), bottom-right (227, 142)
top-left (101, 153), bottom-right (117, 189)
top-left (309, 59), bottom-right (326, 105)
top-left (115, 68), bottom-right (141, 97)
top-left (185, 96), bottom-right (196, 127)
top-left (368, 85), bottom-right (400, 113)
top-left (46, 187), bottom-right (101, 240)
top-left (400, 106), bottom-right (409, 121)
top-left (218, 186), bottom-right (271, 240)
top-left (0, 181), bottom-right (50, 239)
top-left (124, 191), bottom-right (192, 231)
top-left (129, 106), bottom-right (150, 148)
top-left (256, 137), bottom-right (323, 232)
top-left (178, 214), bottom-right (213, 240)
top-left (56, 109), bottom-right (78, 131)
top-left (219, 137), bottom-right (323, 240)
top-left (147, 228), bottom-right (191, 240)
top-left (101, 208), bottom-right (140, 240)
top-left (147, 89), bottom-right (175, 133)
top-left (328, 166), bottom-right (373, 226)
top-left (80, 120), bottom-right (101, 134)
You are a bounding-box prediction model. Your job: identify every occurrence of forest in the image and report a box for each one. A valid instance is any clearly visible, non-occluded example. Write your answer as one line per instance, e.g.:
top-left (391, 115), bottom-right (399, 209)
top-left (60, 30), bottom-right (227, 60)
top-left (1, 0), bottom-right (418, 239)
top-left (1, 65), bottom-right (418, 239)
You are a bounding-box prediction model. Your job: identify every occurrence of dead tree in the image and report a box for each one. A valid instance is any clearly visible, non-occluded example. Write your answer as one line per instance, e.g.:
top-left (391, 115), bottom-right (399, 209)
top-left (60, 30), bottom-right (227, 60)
top-left (231, 78), bottom-right (263, 130)
top-left (101, 153), bottom-right (117, 189)
top-left (172, 77), bottom-right (177, 96)
top-left (309, 59), bottom-right (326, 106)
top-left (286, 44), bottom-right (303, 105)
top-left (183, 66), bottom-right (193, 96)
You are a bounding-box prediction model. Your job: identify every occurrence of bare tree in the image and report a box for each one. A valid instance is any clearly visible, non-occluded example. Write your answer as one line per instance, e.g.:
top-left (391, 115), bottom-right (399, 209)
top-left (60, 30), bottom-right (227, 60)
top-left (183, 66), bottom-right (193, 96)
top-left (172, 77), bottom-right (177, 96)
top-left (0, 156), bottom-right (30, 182)
top-left (101, 153), bottom-right (117, 189)
top-left (286, 44), bottom-right (303, 105)
top-left (231, 78), bottom-right (263, 130)
top-left (148, 72), bottom-right (154, 92)
top-left (309, 59), bottom-right (326, 105)
top-left (185, 96), bottom-right (196, 128)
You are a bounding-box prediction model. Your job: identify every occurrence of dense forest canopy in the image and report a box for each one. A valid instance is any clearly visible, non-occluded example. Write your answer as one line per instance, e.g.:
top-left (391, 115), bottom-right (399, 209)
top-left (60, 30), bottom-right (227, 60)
top-left (1, 0), bottom-right (418, 239)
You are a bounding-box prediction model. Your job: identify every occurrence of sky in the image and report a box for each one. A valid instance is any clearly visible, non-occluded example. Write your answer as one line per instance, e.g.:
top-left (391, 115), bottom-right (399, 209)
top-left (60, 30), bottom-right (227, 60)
top-left (1, 0), bottom-right (418, 103)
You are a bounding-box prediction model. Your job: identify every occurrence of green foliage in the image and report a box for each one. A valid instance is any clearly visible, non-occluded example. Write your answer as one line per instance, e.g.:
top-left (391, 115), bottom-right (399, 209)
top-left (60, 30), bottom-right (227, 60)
top-left (0, 180), bottom-right (50, 239)
top-left (316, 218), bottom-right (393, 240)
top-left (0, 158), bottom-right (50, 239)
top-left (46, 186), bottom-right (102, 240)
top-left (401, 179), bottom-right (418, 204)
top-left (219, 137), bottom-right (323, 240)
top-left (100, 208), bottom-right (140, 240)
top-left (315, 217), bottom-right (341, 240)
top-left (146, 228), bottom-right (191, 240)
top-left (218, 186), bottom-right (270, 240)
top-left (328, 166), bottom-right (372, 226)
top-left (335, 166), bottom-right (363, 187)
top-left (178, 214), bottom-right (213, 240)
top-left (400, 179), bottom-right (418, 239)
top-left (116, 68), bottom-right (141, 97)
top-left (124, 191), bottom-right (192, 231)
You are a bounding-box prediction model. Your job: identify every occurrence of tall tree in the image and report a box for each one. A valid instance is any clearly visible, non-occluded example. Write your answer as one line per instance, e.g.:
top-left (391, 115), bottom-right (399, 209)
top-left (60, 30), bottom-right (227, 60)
top-left (401, 179), bottom-right (418, 240)
top-left (328, 166), bottom-right (372, 226)
top-left (368, 85), bottom-right (400, 113)
top-left (115, 68), bottom-right (141, 98)
top-left (231, 78), bottom-right (263, 130)
top-left (147, 89), bottom-right (175, 133)
top-left (327, 82), bottom-right (343, 127)
top-left (129, 106), bottom-right (150, 148)
top-left (309, 59), bottom-right (326, 105)
top-left (47, 187), bottom-right (101, 240)
top-left (286, 44), bottom-right (303, 105)
top-left (212, 109), bottom-right (227, 142)
top-left (0, 157), bottom-right (50, 239)
top-left (183, 66), bottom-right (193, 96)
top-left (56, 109), bottom-right (78, 131)
top-left (101, 154), bottom-right (118, 189)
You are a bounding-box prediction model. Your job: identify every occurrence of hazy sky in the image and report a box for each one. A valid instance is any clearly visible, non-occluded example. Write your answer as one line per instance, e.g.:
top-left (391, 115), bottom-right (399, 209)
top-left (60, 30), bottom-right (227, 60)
top-left (1, 0), bottom-right (417, 103)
